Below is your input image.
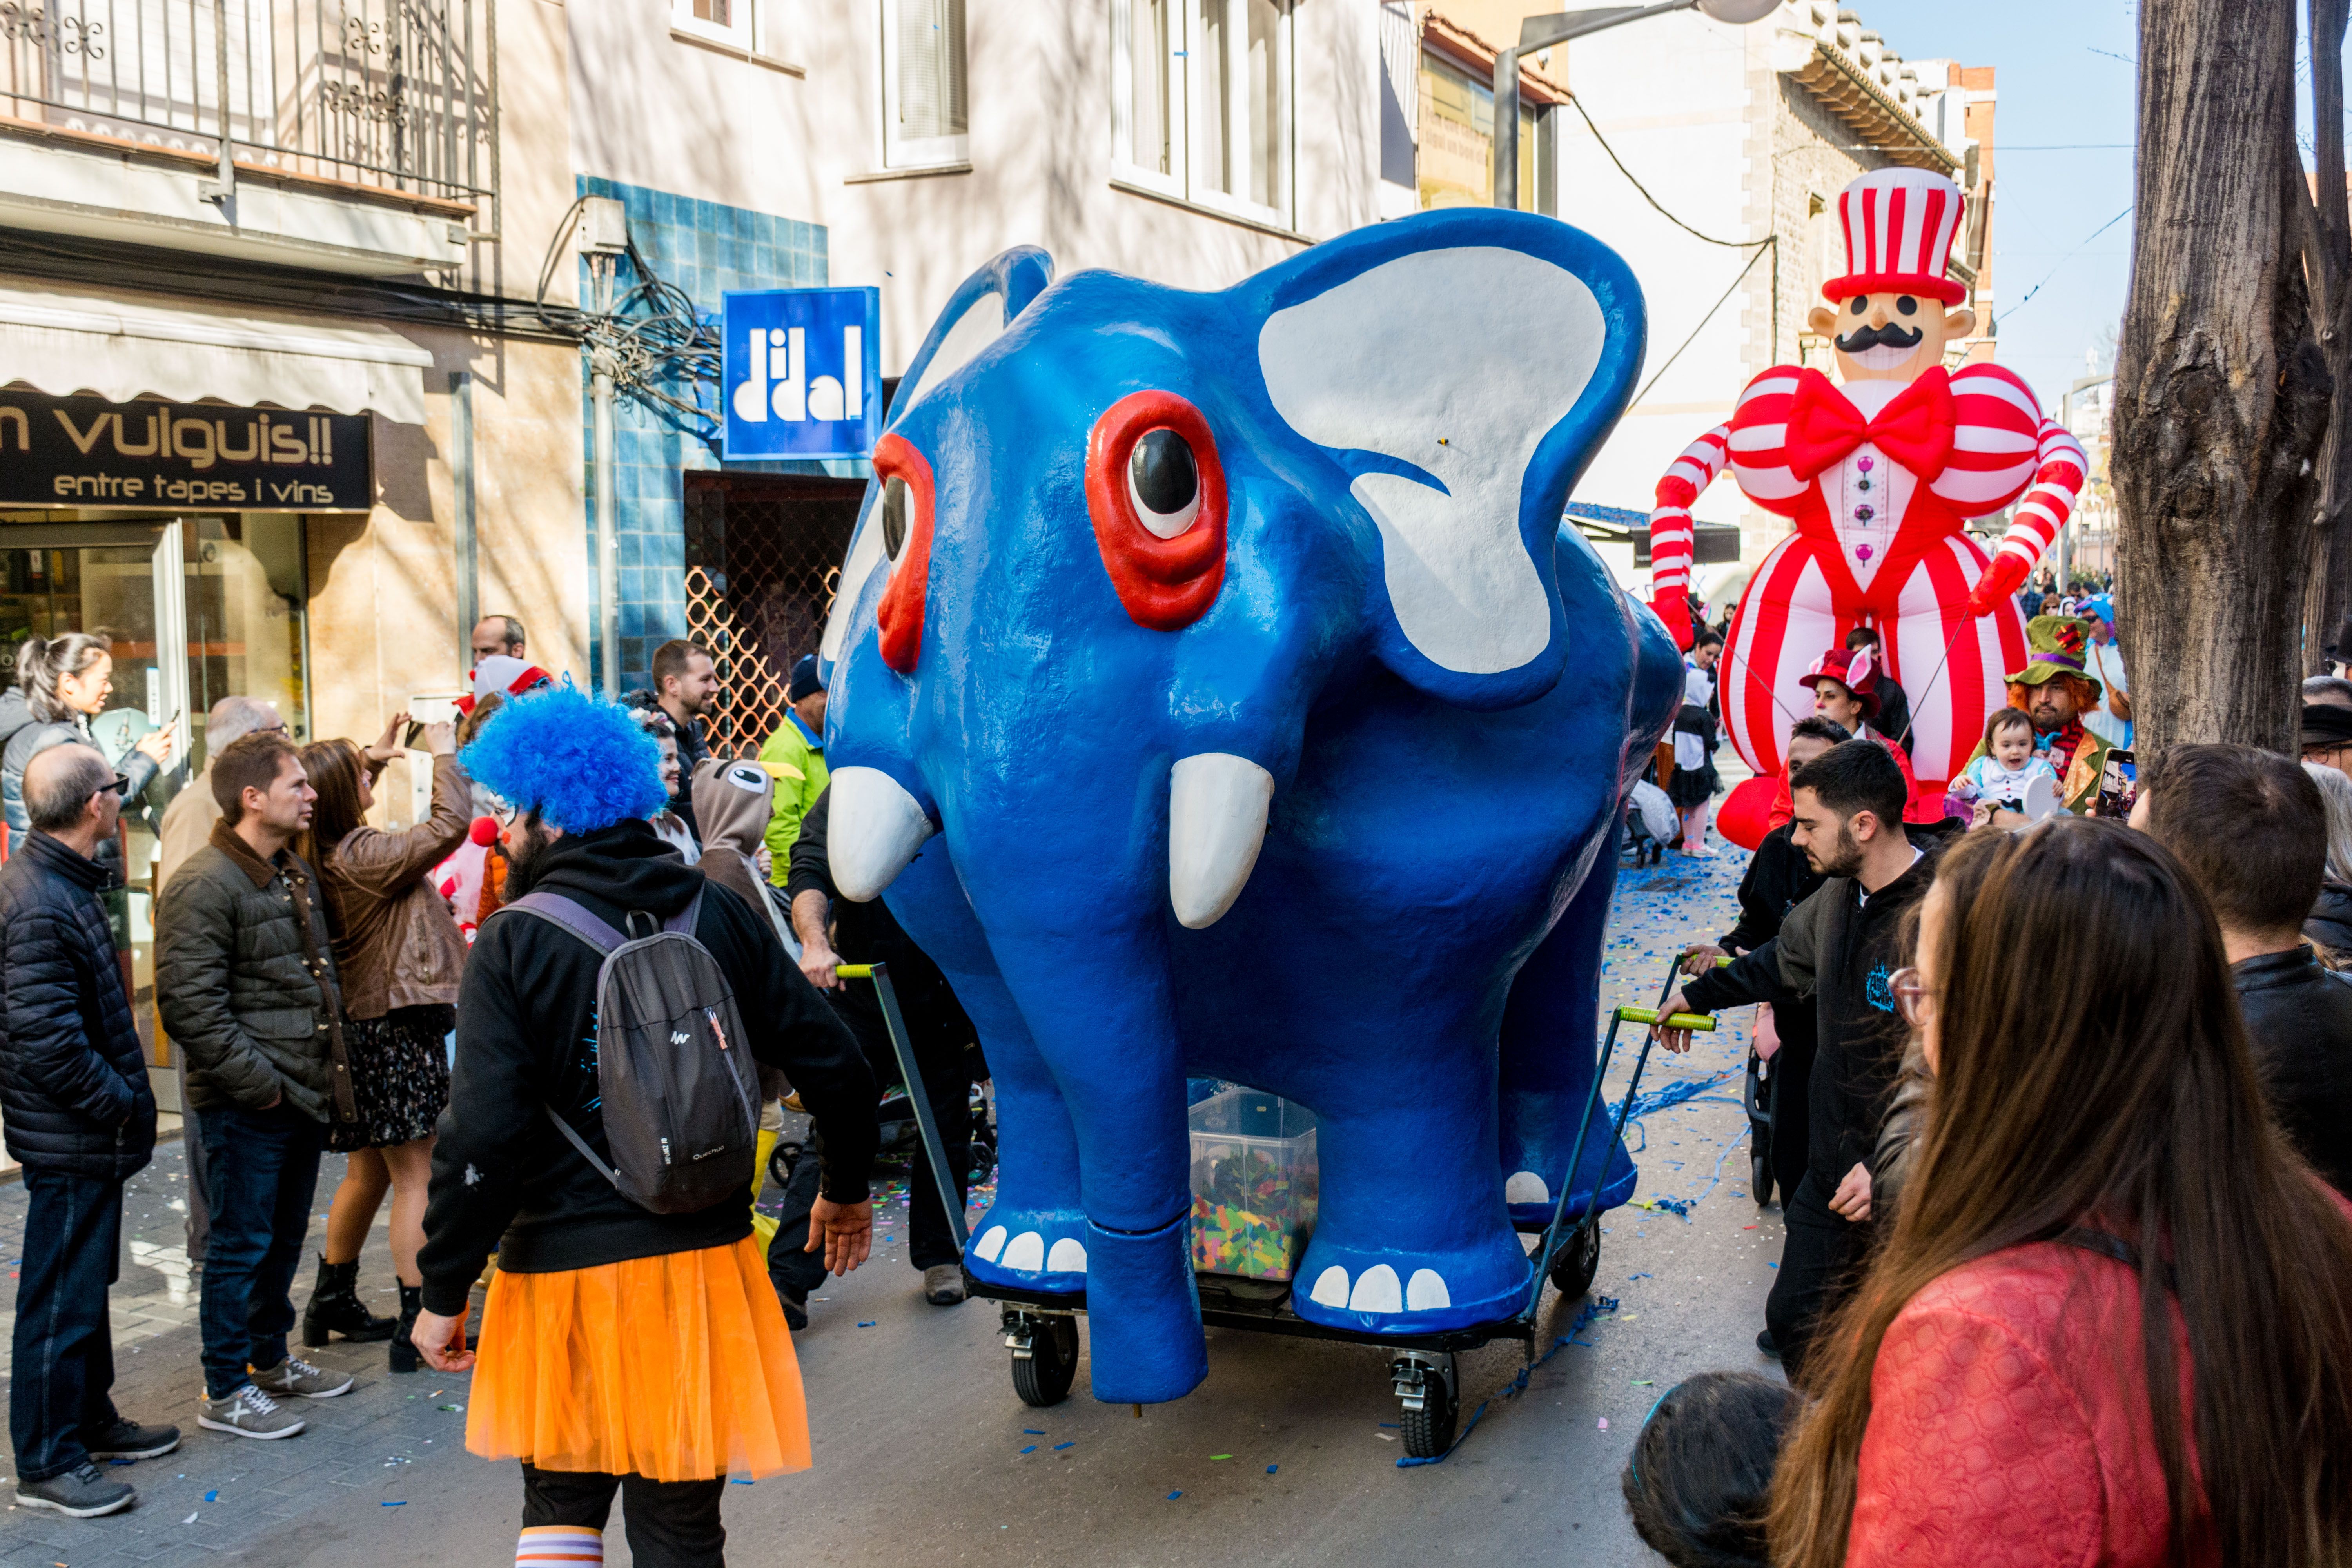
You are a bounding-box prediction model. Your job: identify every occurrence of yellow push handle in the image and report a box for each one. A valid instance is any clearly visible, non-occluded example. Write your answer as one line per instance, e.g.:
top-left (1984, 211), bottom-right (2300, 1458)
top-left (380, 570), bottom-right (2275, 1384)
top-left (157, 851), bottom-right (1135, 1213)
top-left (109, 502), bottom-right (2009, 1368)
top-left (1619, 1006), bottom-right (1718, 1030)
top-left (834, 963), bottom-right (875, 979)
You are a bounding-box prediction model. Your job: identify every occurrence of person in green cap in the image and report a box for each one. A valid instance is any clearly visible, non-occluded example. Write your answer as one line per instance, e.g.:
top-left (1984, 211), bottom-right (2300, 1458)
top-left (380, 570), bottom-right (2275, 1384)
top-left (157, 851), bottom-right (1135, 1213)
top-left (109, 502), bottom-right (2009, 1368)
top-left (1964, 614), bottom-right (2115, 816)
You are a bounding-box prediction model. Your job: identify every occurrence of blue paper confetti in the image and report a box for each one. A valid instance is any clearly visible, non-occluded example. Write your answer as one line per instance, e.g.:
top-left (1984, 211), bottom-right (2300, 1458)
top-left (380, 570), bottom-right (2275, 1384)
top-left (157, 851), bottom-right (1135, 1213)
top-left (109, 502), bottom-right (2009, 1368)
top-left (1053, 1441), bottom-right (1074, 1450)
top-left (382, 1500), bottom-right (406, 1507)
top-left (857, 1320), bottom-right (877, 1327)
top-left (730, 1478), bottom-right (755, 1485)
top-left (204, 1490), bottom-right (219, 1502)
top-left (1019, 1446), bottom-right (1037, 1454)
top-left (1024, 1429), bottom-right (1045, 1435)
top-left (1628, 1272), bottom-right (1653, 1280)
top-left (1167, 1491), bottom-right (1183, 1501)
top-left (1266, 1464), bottom-right (1278, 1474)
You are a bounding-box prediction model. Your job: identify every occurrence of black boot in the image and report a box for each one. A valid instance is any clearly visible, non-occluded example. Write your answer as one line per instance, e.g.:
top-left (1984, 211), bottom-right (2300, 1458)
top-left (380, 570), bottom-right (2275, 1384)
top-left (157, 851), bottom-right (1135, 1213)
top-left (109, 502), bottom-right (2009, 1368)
top-left (388, 1283), bottom-right (424, 1374)
top-left (301, 1254), bottom-right (394, 1346)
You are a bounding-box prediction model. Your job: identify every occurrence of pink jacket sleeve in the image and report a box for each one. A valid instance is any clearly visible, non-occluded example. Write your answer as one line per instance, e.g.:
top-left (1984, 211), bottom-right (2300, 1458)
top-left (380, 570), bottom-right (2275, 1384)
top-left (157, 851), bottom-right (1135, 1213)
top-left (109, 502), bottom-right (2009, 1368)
top-left (1846, 1301), bottom-right (2104, 1568)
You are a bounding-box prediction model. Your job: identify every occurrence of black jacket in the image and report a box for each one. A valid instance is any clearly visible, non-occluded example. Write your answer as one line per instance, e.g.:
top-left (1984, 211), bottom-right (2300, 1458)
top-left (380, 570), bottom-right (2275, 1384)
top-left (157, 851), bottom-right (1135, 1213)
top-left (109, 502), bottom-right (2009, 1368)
top-left (1684, 833), bottom-right (1942, 1192)
top-left (0, 831), bottom-right (156, 1179)
top-left (417, 820), bottom-right (880, 1315)
top-left (1720, 822), bottom-right (1827, 958)
top-left (2307, 881), bottom-right (2352, 956)
top-left (156, 822), bottom-right (354, 1123)
top-left (2232, 945), bottom-right (2352, 1195)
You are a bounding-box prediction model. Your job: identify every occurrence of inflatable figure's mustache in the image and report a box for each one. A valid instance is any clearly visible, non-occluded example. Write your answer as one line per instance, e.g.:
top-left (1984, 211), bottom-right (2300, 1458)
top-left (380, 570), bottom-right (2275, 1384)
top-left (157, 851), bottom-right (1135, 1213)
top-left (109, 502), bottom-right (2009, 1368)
top-left (1836, 321), bottom-right (1925, 354)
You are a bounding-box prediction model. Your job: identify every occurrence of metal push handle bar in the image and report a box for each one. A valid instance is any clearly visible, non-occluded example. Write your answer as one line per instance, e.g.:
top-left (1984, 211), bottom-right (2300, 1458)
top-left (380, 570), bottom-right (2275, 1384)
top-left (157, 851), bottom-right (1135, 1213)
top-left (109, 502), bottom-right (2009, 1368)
top-left (829, 961), bottom-right (970, 1251)
top-left (1617, 1007), bottom-right (1719, 1030)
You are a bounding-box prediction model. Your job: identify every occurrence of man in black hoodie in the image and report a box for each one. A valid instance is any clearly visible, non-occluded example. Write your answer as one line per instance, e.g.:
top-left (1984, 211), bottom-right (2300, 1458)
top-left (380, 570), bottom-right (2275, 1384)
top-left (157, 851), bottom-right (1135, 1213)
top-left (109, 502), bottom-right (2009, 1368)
top-left (410, 688), bottom-right (877, 1568)
top-left (1677, 716), bottom-right (1849, 1207)
top-left (1660, 739), bottom-right (1941, 1378)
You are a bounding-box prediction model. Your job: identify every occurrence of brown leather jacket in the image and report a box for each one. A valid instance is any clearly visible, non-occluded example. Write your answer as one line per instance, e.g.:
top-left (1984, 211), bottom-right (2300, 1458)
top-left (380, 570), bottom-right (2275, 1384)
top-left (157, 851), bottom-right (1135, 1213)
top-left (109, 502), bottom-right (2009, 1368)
top-left (316, 755), bottom-right (472, 1020)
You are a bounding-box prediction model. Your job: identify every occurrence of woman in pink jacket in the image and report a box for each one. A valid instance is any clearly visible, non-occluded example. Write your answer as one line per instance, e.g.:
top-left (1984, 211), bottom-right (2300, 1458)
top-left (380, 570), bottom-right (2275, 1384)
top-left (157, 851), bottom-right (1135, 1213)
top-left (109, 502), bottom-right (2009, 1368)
top-left (1769, 818), bottom-right (2352, 1567)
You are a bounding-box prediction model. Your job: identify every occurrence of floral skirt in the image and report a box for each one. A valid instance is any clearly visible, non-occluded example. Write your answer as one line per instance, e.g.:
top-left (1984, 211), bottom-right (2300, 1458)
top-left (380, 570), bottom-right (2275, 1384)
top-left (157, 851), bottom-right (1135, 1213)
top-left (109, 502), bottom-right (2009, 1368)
top-left (465, 1236), bottom-right (809, 1482)
top-left (326, 1003), bottom-right (453, 1152)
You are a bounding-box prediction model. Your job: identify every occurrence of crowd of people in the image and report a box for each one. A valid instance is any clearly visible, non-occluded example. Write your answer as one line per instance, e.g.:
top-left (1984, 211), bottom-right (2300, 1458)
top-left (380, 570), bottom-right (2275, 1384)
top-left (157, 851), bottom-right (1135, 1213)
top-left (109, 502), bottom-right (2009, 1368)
top-left (5, 579), bottom-right (2352, 1563)
top-left (1618, 606), bottom-right (2352, 1564)
top-left (0, 620), bottom-right (976, 1566)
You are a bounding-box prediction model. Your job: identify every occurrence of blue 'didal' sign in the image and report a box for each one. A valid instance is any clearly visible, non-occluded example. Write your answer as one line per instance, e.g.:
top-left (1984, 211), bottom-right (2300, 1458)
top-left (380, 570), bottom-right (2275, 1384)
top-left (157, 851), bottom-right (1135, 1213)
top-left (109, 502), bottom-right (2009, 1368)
top-left (723, 288), bottom-right (882, 460)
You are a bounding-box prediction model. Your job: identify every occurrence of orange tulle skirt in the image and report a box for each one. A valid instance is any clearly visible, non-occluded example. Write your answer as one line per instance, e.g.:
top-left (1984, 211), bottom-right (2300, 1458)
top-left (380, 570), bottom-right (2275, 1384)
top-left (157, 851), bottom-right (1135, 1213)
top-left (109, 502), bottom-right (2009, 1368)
top-left (465, 1236), bottom-right (808, 1482)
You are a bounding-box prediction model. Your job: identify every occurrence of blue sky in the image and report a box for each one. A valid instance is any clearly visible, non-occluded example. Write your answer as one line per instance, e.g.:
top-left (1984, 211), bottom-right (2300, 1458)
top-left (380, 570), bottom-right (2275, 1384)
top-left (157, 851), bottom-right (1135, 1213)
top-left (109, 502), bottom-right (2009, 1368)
top-left (1858, 0), bottom-right (2141, 408)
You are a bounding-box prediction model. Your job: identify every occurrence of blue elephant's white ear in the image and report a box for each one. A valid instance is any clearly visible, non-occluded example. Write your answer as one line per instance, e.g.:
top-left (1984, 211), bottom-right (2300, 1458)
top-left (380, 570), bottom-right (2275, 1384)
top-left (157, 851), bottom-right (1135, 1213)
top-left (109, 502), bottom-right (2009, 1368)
top-left (821, 247), bottom-right (1054, 670)
top-left (1256, 219), bottom-right (1642, 708)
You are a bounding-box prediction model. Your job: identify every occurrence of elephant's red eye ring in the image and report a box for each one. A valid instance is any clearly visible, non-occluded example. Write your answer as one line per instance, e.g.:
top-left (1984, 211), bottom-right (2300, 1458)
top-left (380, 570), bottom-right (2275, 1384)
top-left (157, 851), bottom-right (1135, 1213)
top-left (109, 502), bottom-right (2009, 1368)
top-left (1085, 391), bottom-right (1227, 631)
top-left (873, 433), bottom-right (935, 673)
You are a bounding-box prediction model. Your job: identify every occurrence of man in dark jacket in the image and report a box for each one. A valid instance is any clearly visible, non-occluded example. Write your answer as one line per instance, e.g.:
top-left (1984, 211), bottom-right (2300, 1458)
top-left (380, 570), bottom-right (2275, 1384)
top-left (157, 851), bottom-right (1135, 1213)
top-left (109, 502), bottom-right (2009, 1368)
top-left (1661, 740), bottom-right (1943, 1378)
top-left (1678, 717), bottom-right (1847, 1207)
top-left (0, 746), bottom-right (176, 1517)
top-left (157, 732), bottom-right (356, 1441)
top-left (408, 686), bottom-right (877, 1566)
top-left (777, 783), bottom-right (980, 1313)
top-left (2138, 744), bottom-right (2352, 1193)
top-left (1844, 626), bottom-right (1913, 753)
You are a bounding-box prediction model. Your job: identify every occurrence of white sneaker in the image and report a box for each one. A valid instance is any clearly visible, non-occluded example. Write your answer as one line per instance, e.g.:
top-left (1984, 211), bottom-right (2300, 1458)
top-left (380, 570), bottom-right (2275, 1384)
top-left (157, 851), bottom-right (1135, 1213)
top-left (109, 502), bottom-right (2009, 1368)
top-left (251, 1354), bottom-right (354, 1399)
top-left (197, 1383), bottom-right (307, 1440)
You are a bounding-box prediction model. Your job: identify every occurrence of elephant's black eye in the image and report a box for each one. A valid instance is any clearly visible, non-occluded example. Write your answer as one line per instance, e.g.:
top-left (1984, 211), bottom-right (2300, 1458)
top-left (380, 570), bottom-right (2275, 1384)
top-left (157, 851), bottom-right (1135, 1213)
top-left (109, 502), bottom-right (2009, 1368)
top-left (1128, 428), bottom-right (1201, 539)
top-left (1896, 296), bottom-right (1918, 316)
top-left (880, 476), bottom-right (909, 561)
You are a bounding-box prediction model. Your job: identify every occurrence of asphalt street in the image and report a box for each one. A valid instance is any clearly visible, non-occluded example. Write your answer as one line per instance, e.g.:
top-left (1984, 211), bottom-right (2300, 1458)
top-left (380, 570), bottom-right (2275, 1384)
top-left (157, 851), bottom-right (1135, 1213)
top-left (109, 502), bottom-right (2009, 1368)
top-left (0, 840), bottom-right (1781, 1568)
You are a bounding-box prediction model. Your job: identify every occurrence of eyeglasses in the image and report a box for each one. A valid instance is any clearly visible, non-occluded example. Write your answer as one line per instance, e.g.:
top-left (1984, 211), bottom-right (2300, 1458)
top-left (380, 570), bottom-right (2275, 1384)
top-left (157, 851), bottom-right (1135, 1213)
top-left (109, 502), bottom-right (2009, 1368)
top-left (1887, 965), bottom-right (1931, 1027)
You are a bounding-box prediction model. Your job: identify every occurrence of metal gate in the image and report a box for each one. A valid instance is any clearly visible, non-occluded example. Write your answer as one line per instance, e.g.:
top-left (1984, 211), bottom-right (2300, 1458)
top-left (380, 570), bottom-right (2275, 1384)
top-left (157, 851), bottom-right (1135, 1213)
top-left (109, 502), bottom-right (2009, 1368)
top-left (683, 471), bottom-right (865, 755)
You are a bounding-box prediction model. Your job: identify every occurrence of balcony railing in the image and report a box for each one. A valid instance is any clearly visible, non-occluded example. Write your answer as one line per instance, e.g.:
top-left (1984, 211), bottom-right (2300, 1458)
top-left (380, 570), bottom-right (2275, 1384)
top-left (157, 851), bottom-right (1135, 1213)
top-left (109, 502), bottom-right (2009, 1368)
top-left (0, 0), bottom-right (495, 213)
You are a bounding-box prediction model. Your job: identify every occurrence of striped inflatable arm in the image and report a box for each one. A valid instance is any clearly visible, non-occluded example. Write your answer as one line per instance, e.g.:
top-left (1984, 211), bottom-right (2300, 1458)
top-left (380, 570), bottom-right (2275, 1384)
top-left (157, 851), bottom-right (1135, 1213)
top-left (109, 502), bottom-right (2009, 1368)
top-left (1964, 421), bottom-right (2088, 614)
top-left (1646, 423), bottom-right (1732, 650)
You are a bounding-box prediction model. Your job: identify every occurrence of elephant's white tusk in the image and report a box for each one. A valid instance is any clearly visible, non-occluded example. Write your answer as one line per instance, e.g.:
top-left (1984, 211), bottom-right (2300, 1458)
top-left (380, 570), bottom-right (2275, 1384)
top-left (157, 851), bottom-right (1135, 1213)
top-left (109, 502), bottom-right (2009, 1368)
top-left (1168, 753), bottom-right (1274, 929)
top-left (828, 766), bottom-right (935, 900)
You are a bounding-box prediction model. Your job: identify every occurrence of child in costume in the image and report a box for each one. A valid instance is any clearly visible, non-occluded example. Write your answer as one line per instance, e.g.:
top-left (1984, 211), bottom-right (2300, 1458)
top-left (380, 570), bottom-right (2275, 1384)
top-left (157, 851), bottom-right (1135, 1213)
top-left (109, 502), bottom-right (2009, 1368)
top-left (1949, 708), bottom-right (2059, 815)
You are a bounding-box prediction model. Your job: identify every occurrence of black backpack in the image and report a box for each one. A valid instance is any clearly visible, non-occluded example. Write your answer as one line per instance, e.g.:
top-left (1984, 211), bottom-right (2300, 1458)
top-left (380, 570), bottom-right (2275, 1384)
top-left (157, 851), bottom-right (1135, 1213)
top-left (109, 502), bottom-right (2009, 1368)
top-left (499, 887), bottom-right (760, 1214)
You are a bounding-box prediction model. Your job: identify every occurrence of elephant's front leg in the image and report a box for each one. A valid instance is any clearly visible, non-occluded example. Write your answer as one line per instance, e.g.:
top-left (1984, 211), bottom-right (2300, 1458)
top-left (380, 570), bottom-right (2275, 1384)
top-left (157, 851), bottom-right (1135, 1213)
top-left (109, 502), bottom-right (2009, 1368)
top-left (1290, 1022), bottom-right (1532, 1334)
top-left (1497, 824), bottom-right (1637, 1228)
top-left (991, 933), bottom-right (1207, 1405)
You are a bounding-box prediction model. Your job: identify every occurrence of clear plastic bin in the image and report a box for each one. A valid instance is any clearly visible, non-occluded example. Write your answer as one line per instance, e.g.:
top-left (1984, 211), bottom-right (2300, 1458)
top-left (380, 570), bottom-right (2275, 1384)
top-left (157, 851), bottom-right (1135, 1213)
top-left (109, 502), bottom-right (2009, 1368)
top-left (1187, 1087), bottom-right (1319, 1280)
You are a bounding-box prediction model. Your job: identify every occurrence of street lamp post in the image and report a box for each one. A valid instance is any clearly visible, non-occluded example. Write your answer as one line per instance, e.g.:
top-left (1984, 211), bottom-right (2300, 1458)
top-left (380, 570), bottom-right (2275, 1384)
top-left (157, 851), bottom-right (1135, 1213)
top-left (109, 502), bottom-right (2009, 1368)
top-left (1492, 0), bottom-right (1782, 213)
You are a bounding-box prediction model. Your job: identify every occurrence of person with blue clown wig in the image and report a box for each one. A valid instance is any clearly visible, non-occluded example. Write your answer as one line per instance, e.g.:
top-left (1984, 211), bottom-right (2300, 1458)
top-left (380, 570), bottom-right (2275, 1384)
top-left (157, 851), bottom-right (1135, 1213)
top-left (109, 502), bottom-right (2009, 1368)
top-left (405, 682), bottom-right (880, 1568)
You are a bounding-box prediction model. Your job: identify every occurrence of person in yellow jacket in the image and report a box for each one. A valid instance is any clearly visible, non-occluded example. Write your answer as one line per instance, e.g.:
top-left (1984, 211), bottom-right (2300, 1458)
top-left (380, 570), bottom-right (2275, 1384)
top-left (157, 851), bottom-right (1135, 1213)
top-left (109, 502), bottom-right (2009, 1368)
top-left (759, 655), bottom-right (828, 885)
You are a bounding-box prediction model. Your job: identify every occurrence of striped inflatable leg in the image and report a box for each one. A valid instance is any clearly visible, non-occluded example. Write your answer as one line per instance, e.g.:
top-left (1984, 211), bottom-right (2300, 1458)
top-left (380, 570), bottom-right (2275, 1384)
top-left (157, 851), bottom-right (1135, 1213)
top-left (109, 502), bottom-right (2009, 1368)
top-left (1887, 534), bottom-right (2029, 786)
top-left (1720, 534), bottom-right (1847, 780)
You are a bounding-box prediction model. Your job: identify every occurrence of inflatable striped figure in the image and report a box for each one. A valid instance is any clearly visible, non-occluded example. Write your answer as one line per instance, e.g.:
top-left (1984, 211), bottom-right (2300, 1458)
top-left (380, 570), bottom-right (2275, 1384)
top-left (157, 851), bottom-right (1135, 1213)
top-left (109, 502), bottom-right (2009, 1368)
top-left (1645, 168), bottom-right (2085, 841)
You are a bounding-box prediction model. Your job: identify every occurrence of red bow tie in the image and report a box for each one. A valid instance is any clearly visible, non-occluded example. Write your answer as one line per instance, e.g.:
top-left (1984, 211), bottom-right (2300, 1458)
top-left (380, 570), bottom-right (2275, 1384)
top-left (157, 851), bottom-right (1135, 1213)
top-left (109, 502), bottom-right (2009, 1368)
top-left (1784, 366), bottom-right (1956, 483)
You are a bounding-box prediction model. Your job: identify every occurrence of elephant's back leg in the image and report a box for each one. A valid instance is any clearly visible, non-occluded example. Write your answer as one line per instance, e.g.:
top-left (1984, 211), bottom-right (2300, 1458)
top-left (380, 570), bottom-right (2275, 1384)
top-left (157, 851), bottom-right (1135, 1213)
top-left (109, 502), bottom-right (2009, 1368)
top-left (1497, 821), bottom-right (1636, 1229)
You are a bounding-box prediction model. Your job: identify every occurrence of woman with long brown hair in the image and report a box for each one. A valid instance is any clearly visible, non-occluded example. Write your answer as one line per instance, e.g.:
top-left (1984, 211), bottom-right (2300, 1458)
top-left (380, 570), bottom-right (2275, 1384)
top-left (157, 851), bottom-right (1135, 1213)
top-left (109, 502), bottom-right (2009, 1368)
top-left (1771, 817), bottom-right (2352, 1566)
top-left (296, 723), bottom-right (471, 1371)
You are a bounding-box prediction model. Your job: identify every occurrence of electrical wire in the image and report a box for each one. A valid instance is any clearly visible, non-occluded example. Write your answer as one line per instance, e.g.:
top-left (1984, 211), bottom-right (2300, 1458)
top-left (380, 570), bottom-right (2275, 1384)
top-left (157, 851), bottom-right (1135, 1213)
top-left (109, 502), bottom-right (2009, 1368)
top-left (1630, 240), bottom-right (1775, 409)
top-left (528, 200), bottom-right (726, 438)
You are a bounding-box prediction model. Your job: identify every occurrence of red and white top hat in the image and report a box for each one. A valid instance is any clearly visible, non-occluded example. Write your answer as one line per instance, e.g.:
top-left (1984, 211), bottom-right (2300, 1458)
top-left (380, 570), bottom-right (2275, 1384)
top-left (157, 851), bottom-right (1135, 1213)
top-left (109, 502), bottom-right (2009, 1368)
top-left (1824, 167), bottom-right (1968, 307)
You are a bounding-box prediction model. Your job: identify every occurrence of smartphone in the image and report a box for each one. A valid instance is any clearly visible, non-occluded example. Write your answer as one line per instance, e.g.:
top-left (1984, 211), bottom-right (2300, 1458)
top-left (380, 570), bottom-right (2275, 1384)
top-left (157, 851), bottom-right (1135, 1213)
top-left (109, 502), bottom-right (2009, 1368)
top-left (402, 719), bottom-right (427, 748)
top-left (2094, 748), bottom-right (2137, 819)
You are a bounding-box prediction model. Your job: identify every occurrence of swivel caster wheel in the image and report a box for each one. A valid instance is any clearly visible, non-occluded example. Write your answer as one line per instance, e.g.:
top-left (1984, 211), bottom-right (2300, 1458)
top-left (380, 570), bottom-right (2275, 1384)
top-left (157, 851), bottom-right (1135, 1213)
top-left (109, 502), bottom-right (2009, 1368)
top-left (1751, 1150), bottom-right (1773, 1206)
top-left (1547, 1221), bottom-right (1601, 1299)
top-left (1391, 1350), bottom-right (1459, 1459)
top-left (1006, 1309), bottom-right (1080, 1407)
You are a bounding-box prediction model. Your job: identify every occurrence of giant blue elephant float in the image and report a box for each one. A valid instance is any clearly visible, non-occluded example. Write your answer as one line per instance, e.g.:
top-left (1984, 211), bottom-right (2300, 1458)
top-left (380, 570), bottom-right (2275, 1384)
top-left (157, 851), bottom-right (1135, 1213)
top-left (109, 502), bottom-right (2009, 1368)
top-left (813, 209), bottom-right (1682, 1404)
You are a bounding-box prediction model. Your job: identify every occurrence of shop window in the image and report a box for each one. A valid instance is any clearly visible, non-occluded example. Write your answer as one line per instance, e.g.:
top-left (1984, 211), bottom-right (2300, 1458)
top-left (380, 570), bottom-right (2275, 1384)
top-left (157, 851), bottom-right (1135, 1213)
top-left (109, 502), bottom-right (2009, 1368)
top-left (1416, 51), bottom-right (1551, 214)
top-left (883, 0), bottom-right (969, 167)
top-left (186, 515), bottom-right (310, 770)
top-left (1111, 0), bottom-right (1293, 225)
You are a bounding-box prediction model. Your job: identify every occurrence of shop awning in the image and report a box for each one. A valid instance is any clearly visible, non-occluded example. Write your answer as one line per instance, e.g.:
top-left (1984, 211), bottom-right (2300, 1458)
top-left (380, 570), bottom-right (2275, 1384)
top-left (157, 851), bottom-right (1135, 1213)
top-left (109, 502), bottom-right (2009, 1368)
top-left (0, 276), bottom-right (433, 426)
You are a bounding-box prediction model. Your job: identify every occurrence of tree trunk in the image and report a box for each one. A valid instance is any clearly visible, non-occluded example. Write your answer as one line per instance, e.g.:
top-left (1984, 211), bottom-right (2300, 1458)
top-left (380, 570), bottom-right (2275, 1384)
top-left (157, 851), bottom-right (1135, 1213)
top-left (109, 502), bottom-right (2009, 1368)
top-left (2113, 0), bottom-right (2332, 752)
top-left (2301, 0), bottom-right (2352, 675)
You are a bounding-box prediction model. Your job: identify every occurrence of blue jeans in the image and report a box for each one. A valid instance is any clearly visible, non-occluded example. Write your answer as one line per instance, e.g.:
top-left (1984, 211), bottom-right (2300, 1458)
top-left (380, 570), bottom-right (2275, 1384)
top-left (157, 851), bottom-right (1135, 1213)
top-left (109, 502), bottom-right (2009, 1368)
top-left (10, 1170), bottom-right (124, 1481)
top-left (196, 1104), bottom-right (324, 1399)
